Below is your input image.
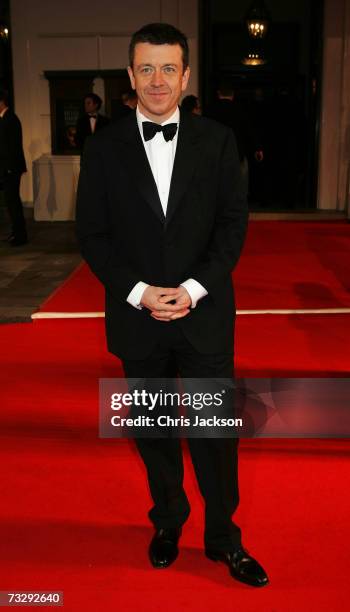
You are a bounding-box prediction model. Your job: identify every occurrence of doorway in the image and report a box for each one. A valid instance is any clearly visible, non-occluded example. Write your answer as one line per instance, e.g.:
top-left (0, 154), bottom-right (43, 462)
top-left (199, 0), bottom-right (323, 211)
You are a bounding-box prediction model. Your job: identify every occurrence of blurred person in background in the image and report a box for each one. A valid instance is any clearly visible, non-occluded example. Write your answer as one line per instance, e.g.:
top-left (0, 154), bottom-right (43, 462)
top-left (75, 93), bottom-right (110, 153)
top-left (208, 80), bottom-right (251, 198)
top-left (181, 94), bottom-right (201, 115)
top-left (0, 89), bottom-right (27, 247)
top-left (113, 90), bottom-right (138, 120)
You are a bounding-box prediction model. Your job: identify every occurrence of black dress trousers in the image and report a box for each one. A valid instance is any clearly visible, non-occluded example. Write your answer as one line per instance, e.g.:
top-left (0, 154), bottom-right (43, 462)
top-left (3, 172), bottom-right (27, 240)
top-left (122, 321), bottom-right (242, 552)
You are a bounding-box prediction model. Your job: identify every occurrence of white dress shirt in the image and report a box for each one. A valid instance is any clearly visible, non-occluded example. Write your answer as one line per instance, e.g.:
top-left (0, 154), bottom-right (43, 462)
top-left (89, 114), bottom-right (97, 134)
top-left (127, 105), bottom-right (208, 310)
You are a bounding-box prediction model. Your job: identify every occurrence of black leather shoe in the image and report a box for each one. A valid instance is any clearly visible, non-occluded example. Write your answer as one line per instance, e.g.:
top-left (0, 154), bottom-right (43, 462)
top-left (206, 547), bottom-right (269, 587)
top-left (149, 527), bottom-right (182, 569)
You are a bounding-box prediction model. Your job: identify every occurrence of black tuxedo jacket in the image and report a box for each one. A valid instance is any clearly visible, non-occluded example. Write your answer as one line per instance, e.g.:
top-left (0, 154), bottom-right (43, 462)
top-left (75, 113), bottom-right (110, 151)
top-left (76, 109), bottom-right (248, 359)
top-left (0, 109), bottom-right (26, 177)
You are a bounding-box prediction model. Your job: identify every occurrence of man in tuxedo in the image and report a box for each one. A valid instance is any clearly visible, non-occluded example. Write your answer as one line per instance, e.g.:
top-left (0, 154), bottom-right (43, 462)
top-left (113, 90), bottom-right (138, 121)
top-left (0, 89), bottom-right (27, 246)
top-left (76, 23), bottom-right (268, 587)
top-left (75, 93), bottom-right (110, 152)
top-left (207, 80), bottom-right (252, 198)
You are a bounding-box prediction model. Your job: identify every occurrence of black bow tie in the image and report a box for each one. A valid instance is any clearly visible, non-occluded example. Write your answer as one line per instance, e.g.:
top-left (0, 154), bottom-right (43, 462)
top-left (142, 121), bottom-right (178, 142)
top-left (89, 114), bottom-right (97, 119)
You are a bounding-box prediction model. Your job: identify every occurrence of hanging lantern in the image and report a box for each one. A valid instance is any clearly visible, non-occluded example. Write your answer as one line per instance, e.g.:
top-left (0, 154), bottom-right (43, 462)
top-left (242, 35), bottom-right (267, 67)
top-left (246, 1), bottom-right (270, 39)
top-left (0, 25), bottom-right (9, 40)
top-left (242, 51), bottom-right (266, 66)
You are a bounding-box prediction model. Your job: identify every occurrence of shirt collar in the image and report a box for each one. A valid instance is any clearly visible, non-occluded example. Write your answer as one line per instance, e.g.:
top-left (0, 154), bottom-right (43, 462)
top-left (0, 107), bottom-right (8, 118)
top-left (136, 106), bottom-right (180, 135)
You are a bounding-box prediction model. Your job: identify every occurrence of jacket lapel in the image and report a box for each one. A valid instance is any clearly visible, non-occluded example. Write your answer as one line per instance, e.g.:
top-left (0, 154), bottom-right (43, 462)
top-left (165, 108), bottom-right (200, 227)
top-left (112, 111), bottom-right (165, 223)
top-left (110, 109), bottom-right (200, 226)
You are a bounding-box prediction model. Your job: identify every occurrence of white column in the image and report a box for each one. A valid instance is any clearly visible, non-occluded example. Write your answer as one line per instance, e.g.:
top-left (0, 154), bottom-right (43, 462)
top-left (318, 0), bottom-right (350, 212)
top-left (338, 0), bottom-right (350, 217)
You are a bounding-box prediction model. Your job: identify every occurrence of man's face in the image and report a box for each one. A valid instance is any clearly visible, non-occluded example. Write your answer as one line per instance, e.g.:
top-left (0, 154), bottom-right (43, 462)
top-left (193, 100), bottom-right (201, 115)
top-left (128, 42), bottom-right (190, 122)
top-left (84, 97), bottom-right (98, 114)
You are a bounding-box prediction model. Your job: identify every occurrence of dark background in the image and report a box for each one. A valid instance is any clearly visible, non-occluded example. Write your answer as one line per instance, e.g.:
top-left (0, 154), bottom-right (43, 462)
top-left (199, 0), bottom-right (323, 210)
top-left (0, 0), bottom-right (324, 210)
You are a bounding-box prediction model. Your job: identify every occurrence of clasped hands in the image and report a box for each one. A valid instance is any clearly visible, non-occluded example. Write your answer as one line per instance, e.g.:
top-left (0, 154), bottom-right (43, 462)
top-left (141, 285), bottom-right (192, 321)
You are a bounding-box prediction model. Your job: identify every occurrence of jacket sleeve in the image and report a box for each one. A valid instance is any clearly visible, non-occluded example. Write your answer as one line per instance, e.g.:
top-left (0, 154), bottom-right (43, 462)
top-left (189, 129), bottom-right (249, 295)
top-left (74, 117), bottom-right (85, 151)
top-left (7, 115), bottom-right (25, 172)
top-left (76, 137), bottom-right (141, 302)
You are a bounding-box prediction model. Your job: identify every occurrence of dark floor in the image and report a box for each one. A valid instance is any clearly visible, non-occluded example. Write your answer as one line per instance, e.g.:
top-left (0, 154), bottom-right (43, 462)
top-left (0, 207), bottom-right (81, 324)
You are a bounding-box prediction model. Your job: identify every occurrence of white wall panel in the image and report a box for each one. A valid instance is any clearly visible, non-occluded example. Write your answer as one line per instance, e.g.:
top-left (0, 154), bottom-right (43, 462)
top-left (99, 36), bottom-right (130, 69)
top-left (27, 0), bottom-right (161, 34)
top-left (35, 37), bottom-right (99, 71)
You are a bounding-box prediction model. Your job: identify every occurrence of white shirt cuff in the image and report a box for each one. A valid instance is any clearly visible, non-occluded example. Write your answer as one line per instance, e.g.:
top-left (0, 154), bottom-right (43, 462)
top-left (127, 281), bottom-right (149, 310)
top-left (181, 278), bottom-right (208, 308)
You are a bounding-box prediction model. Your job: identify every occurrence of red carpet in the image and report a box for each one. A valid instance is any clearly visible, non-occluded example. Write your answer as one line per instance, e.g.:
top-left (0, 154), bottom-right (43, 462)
top-left (1, 432), bottom-right (348, 612)
top-left (0, 318), bottom-right (349, 610)
top-left (38, 221), bottom-right (350, 313)
top-left (2, 219), bottom-right (350, 610)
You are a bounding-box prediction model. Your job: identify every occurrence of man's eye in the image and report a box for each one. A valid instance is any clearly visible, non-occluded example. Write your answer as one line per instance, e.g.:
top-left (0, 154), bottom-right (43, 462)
top-left (164, 66), bottom-right (175, 73)
top-left (141, 67), bottom-right (153, 74)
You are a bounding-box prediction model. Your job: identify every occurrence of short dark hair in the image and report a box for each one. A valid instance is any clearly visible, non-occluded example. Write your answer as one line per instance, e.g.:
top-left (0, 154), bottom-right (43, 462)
top-left (181, 95), bottom-right (199, 113)
top-left (0, 88), bottom-right (9, 105)
top-left (121, 90), bottom-right (137, 102)
top-left (129, 22), bottom-right (189, 71)
top-left (84, 93), bottom-right (102, 110)
top-left (217, 78), bottom-right (234, 97)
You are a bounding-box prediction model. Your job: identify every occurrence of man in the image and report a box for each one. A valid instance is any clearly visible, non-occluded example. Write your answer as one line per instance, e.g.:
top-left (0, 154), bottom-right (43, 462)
top-left (181, 94), bottom-right (201, 115)
top-left (113, 90), bottom-right (138, 121)
top-left (76, 23), bottom-right (268, 587)
top-left (249, 87), bottom-right (269, 206)
top-left (121, 90), bottom-right (138, 110)
top-left (75, 93), bottom-right (109, 152)
top-left (207, 79), bottom-right (252, 197)
top-left (0, 89), bottom-right (27, 246)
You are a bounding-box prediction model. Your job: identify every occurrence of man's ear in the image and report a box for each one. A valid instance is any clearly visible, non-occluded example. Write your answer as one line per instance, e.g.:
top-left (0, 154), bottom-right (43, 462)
top-left (127, 66), bottom-right (136, 90)
top-left (181, 66), bottom-right (191, 92)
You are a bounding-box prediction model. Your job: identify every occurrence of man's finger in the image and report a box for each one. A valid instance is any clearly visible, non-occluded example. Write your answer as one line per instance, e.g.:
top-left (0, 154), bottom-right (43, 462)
top-left (152, 301), bottom-right (188, 312)
top-left (150, 311), bottom-right (172, 321)
top-left (158, 295), bottom-right (192, 307)
top-left (158, 293), bottom-right (179, 303)
top-left (151, 308), bottom-right (179, 318)
top-left (158, 287), bottom-right (180, 295)
top-left (150, 307), bottom-right (189, 320)
top-left (170, 309), bottom-right (190, 320)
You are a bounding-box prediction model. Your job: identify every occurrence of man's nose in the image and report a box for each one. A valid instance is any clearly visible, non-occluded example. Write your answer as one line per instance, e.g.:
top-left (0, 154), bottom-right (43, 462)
top-left (150, 70), bottom-right (164, 86)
